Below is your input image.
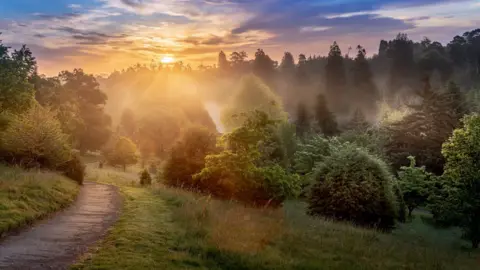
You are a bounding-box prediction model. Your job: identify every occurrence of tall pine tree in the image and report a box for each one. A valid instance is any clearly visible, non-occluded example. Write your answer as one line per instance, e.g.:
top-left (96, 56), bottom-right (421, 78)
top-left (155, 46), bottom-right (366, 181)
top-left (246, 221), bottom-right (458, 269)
top-left (352, 46), bottom-right (379, 116)
top-left (315, 94), bottom-right (338, 136)
top-left (295, 102), bottom-right (310, 139)
top-left (386, 77), bottom-right (463, 174)
top-left (325, 42), bottom-right (347, 113)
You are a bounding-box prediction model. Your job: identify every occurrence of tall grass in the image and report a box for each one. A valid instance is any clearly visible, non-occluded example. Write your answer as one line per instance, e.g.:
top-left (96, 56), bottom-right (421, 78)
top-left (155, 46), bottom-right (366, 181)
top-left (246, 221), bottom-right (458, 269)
top-left (0, 165), bottom-right (79, 237)
top-left (158, 186), bottom-right (479, 270)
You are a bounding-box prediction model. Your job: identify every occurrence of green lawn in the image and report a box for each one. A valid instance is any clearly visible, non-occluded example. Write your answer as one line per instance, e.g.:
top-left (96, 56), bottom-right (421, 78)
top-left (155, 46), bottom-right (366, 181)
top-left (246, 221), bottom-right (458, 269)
top-left (0, 165), bottom-right (79, 237)
top-left (75, 165), bottom-right (479, 270)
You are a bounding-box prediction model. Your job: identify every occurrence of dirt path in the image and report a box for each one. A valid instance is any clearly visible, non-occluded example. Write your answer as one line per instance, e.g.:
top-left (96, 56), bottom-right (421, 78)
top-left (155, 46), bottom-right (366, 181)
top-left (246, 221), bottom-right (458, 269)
top-left (0, 182), bottom-right (121, 270)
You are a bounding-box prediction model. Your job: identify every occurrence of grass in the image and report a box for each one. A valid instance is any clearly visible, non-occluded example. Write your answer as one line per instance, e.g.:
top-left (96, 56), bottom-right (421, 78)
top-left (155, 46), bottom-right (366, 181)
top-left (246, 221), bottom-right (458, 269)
top-left (0, 165), bottom-right (79, 237)
top-left (74, 166), bottom-right (479, 270)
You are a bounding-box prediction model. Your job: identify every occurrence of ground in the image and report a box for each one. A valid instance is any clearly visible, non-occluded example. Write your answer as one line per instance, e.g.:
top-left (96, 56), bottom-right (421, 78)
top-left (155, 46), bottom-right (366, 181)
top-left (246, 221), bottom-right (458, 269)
top-left (74, 164), bottom-right (480, 270)
top-left (0, 165), bottom-right (79, 237)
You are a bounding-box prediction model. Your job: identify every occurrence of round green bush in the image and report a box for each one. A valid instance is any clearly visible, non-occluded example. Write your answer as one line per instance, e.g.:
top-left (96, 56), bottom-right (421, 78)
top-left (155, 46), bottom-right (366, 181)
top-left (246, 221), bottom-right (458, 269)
top-left (308, 143), bottom-right (397, 230)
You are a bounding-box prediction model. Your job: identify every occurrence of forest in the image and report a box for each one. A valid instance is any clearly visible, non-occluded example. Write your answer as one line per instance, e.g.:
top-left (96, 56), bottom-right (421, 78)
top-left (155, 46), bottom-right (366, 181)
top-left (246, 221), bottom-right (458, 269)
top-left (1, 28), bottom-right (480, 269)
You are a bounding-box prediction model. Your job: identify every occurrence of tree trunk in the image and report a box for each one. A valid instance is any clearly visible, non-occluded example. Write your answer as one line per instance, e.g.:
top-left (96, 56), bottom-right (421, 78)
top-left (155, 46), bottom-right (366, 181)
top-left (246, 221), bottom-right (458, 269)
top-left (408, 207), bottom-right (414, 218)
top-left (472, 239), bottom-right (479, 249)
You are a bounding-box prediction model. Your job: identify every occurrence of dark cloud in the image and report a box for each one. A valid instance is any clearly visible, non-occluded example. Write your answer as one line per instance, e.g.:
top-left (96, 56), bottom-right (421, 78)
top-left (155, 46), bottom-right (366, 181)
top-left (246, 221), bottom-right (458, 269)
top-left (53, 26), bottom-right (127, 45)
top-left (231, 0), bottom-right (468, 36)
top-left (33, 12), bottom-right (81, 21)
top-left (120, 0), bottom-right (145, 8)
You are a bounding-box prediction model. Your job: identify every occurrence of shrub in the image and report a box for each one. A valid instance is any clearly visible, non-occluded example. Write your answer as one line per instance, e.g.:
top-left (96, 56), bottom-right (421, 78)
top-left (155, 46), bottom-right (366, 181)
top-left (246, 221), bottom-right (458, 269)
top-left (308, 143), bottom-right (397, 231)
top-left (194, 111), bottom-right (301, 206)
top-left (139, 169), bottom-right (152, 186)
top-left (0, 103), bottom-right (71, 168)
top-left (57, 154), bottom-right (85, 185)
top-left (163, 126), bottom-right (217, 189)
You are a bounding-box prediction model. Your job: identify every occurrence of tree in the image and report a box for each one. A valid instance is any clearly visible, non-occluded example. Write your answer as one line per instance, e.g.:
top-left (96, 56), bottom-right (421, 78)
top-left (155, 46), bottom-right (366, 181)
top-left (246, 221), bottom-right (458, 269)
top-left (386, 78), bottom-right (462, 174)
top-left (398, 156), bottom-right (432, 218)
top-left (352, 45), bottom-right (379, 115)
top-left (280, 52), bottom-right (295, 72)
top-left (0, 40), bottom-right (36, 113)
top-left (308, 143), bottom-right (398, 230)
top-left (0, 103), bottom-right (71, 169)
top-left (194, 111), bottom-right (300, 205)
top-left (120, 108), bottom-right (137, 140)
top-left (387, 33), bottom-right (416, 100)
top-left (295, 102), bottom-right (310, 139)
top-left (314, 94), bottom-right (338, 136)
top-left (253, 49), bottom-right (276, 84)
top-left (59, 69), bottom-right (111, 153)
top-left (438, 114), bottom-right (480, 248)
top-left (345, 108), bottom-right (369, 132)
top-left (218, 51), bottom-right (229, 71)
top-left (139, 169), bottom-right (152, 186)
top-left (325, 42), bottom-right (347, 112)
top-left (105, 136), bottom-right (138, 171)
top-left (221, 75), bottom-right (287, 131)
top-left (163, 126), bottom-right (217, 188)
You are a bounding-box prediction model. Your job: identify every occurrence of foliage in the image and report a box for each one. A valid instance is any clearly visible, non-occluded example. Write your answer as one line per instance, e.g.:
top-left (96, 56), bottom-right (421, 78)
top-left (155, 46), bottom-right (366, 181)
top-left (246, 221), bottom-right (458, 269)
top-left (59, 69), bottom-right (111, 153)
top-left (432, 114), bottom-right (480, 248)
top-left (397, 156), bottom-right (432, 217)
top-left (139, 169), bottom-right (152, 186)
top-left (194, 111), bottom-right (300, 205)
top-left (325, 41), bottom-right (347, 112)
top-left (0, 40), bottom-right (36, 113)
top-left (57, 153), bottom-right (85, 185)
top-left (293, 135), bottom-right (331, 190)
top-left (221, 75), bottom-right (287, 131)
top-left (386, 78), bottom-right (463, 174)
top-left (314, 94), bottom-right (339, 136)
top-left (352, 46), bottom-right (380, 116)
top-left (308, 143), bottom-right (398, 230)
top-left (0, 103), bottom-right (72, 169)
top-left (163, 126), bottom-right (217, 189)
top-left (137, 107), bottom-right (189, 159)
top-left (294, 102), bottom-right (310, 139)
top-left (104, 136), bottom-right (138, 171)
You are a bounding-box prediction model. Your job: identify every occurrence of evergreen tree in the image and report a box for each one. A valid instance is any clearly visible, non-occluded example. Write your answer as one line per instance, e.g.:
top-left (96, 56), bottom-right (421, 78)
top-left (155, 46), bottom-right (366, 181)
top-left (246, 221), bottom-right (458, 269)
top-left (352, 46), bottom-right (379, 116)
top-left (314, 94), bottom-right (338, 136)
top-left (280, 52), bottom-right (295, 72)
top-left (120, 108), bottom-right (137, 140)
top-left (325, 42), bottom-right (347, 112)
top-left (387, 33), bottom-right (416, 100)
top-left (218, 51), bottom-right (229, 72)
top-left (345, 108), bottom-right (369, 132)
top-left (253, 49), bottom-right (276, 84)
top-left (386, 77), bottom-right (461, 174)
top-left (295, 102), bottom-right (310, 139)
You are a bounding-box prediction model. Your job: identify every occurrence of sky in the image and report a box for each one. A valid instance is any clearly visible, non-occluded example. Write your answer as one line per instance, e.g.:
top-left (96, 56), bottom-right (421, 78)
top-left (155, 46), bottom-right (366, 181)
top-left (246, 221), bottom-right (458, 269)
top-left (0, 0), bottom-right (479, 75)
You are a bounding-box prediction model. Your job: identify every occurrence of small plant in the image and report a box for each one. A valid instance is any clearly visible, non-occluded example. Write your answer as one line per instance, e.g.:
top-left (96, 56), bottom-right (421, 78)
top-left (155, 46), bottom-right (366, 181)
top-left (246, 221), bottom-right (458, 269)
top-left (139, 169), bottom-right (152, 186)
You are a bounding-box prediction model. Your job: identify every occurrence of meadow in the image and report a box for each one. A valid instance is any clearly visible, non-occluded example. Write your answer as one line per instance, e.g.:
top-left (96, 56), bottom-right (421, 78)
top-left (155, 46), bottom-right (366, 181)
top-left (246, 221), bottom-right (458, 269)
top-left (73, 164), bottom-right (479, 270)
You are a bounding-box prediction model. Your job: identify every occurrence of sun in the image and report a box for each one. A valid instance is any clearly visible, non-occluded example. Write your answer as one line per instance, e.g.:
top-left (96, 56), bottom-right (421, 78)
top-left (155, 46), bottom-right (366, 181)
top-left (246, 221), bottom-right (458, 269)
top-left (160, 56), bottom-right (175, 64)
